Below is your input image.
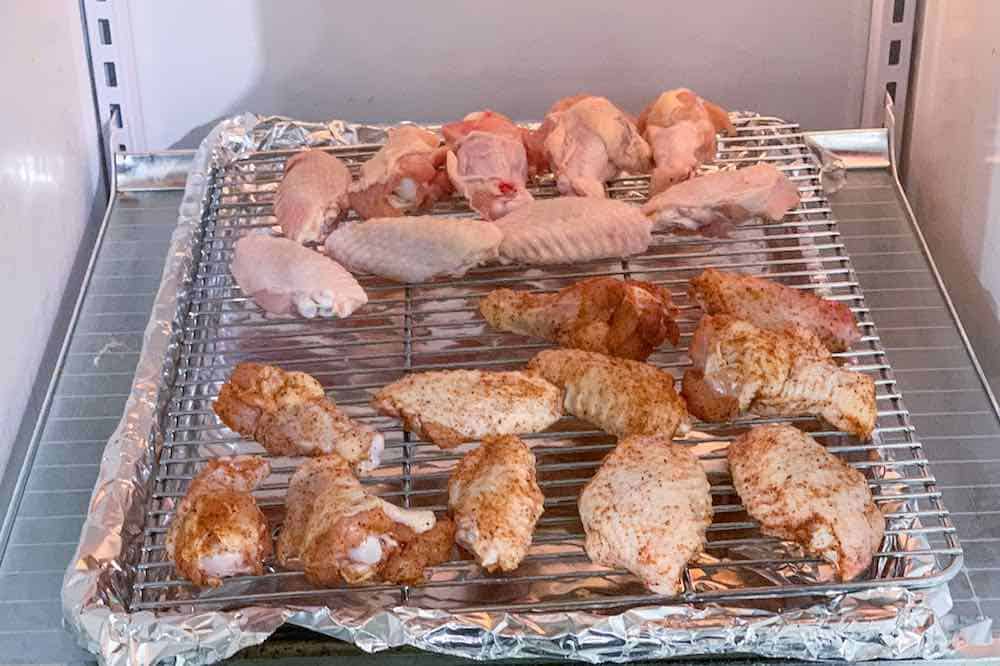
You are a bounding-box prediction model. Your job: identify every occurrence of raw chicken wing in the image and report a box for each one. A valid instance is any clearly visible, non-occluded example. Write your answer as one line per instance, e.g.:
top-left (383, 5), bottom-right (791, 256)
top-left (231, 234), bottom-right (367, 318)
top-left (325, 216), bottom-right (502, 283)
top-left (682, 315), bottom-right (876, 438)
top-left (371, 370), bottom-right (563, 448)
top-left (527, 349), bottom-right (690, 439)
top-left (480, 277), bottom-right (679, 360)
top-left (448, 435), bottom-right (544, 572)
top-left (641, 163), bottom-right (800, 236)
top-left (274, 150), bottom-right (352, 243)
top-left (728, 424), bottom-right (884, 580)
top-left (214, 363), bottom-right (383, 472)
top-left (690, 268), bottom-right (861, 352)
top-left (579, 434), bottom-right (711, 594)
top-left (166, 456), bottom-right (271, 587)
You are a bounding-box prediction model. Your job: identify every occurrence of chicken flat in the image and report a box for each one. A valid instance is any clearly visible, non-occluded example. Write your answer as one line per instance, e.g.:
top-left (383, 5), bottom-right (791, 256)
top-left (324, 216), bottom-right (503, 283)
top-left (214, 363), bottom-right (383, 472)
top-left (274, 150), bottom-right (352, 244)
top-left (641, 163), bottom-right (800, 236)
top-left (579, 434), bottom-right (712, 594)
top-left (480, 277), bottom-right (679, 360)
top-left (689, 268), bottom-right (861, 352)
top-left (166, 456), bottom-right (271, 587)
top-left (494, 197), bottom-right (652, 265)
top-left (230, 234), bottom-right (367, 319)
top-left (728, 424), bottom-right (884, 580)
top-left (527, 349), bottom-right (690, 439)
top-left (371, 370), bottom-right (563, 449)
top-left (448, 435), bottom-right (544, 572)
top-left (682, 315), bottom-right (876, 438)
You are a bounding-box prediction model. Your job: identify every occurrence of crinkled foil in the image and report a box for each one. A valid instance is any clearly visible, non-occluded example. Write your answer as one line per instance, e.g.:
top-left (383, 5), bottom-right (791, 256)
top-left (64, 113), bottom-right (964, 665)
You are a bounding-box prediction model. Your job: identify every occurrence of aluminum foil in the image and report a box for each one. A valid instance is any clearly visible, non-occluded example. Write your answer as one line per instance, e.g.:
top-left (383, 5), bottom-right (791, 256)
top-left (64, 113), bottom-right (963, 666)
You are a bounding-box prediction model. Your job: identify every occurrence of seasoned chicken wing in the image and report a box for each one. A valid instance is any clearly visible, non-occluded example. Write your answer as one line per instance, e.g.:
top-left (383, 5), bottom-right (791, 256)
top-left (480, 277), bottom-right (679, 360)
top-left (682, 315), bottom-right (876, 438)
top-left (371, 370), bottom-right (563, 449)
top-left (166, 456), bottom-right (271, 587)
top-left (579, 434), bottom-right (711, 594)
top-left (641, 163), bottom-right (800, 236)
top-left (527, 349), bottom-right (690, 439)
top-left (214, 363), bottom-right (383, 472)
top-left (690, 268), bottom-right (861, 352)
top-left (448, 435), bottom-right (544, 572)
top-left (275, 150), bottom-right (352, 244)
top-left (729, 424), bottom-right (884, 580)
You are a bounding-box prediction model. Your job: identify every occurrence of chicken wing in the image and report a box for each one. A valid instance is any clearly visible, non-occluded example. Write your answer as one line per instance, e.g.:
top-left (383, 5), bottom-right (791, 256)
top-left (348, 125), bottom-right (452, 219)
top-left (324, 216), bottom-right (502, 283)
top-left (494, 197), bottom-right (652, 265)
top-left (637, 88), bottom-right (734, 194)
top-left (274, 150), bottom-right (352, 244)
top-left (277, 455), bottom-right (442, 585)
top-left (448, 435), bottom-right (544, 572)
top-left (214, 363), bottom-right (383, 472)
top-left (166, 456), bottom-right (272, 587)
top-left (728, 424), bottom-right (884, 580)
top-left (689, 268), bottom-right (861, 352)
top-left (371, 370), bottom-right (563, 449)
top-left (682, 315), bottom-right (876, 438)
top-left (443, 110), bottom-right (534, 220)
top-left (641, 163), bottom-right (800, 236)
top-left (527, 349), bottom-right (690, 439)
top-left (231, 234), bottom-right (367, 319)
top-left (579, 434), bottom-right (711, 594)
top-left (480, 277), bottom-right (679, 360)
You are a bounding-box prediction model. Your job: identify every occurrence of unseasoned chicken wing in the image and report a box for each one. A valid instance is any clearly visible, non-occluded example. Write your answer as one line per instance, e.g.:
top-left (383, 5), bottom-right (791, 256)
top-left (579, 434), bottom-right (711, 594)
top-left (728, 424), bottom-right (884, 580)
top-left (371, 370), bottom-right (563, 448)
top-left (480, 277), bottom-right (679, 360)
top-left (275, 150), bottom-right (352, 244)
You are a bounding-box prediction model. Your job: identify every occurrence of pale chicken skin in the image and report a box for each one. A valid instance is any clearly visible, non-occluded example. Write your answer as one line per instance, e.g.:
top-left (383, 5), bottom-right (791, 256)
top-left (214, 363), bottom-right (383, 473)
top-left (325, 216), bottom-right (502, 283)
top-left (728, 424), bottom-right (884, 580)
top-left (689, 268), bottom-right (861, 352)
top-left (371, 370), bottom-right (563, 449)
top-left (231, 235), bottom-right (367, 319)
top-left (443, 111), bottom-right (534, 220)
top-left (494, 197), bottom-right (652, 266)
top-left (166, 456), bottom-right (272, 587)
top-left (448, 435), bottom-right (544, 572)
top-left (637, 88), bottom-right (734, 194)
top-left (480, 277), bottom-right (679, 360)
top-left (641, 163), bottom-right (801, 236)
top-left (277, 455), bottom-right (444, 585)
top-left (682, 315), bottom-right (877, 439)
top-left (579, 435), bottom-right (712, 595)
top-left (274, 150), bottom-right (352, 244)
top-left (527, 349), bottom-right (691, 440)
top-left (349, 125), bottom-right (452, 219)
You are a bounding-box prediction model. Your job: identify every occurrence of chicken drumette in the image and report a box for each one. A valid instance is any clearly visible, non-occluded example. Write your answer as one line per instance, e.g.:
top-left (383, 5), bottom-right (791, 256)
top-left (274, 150), bottom-right (352, 244)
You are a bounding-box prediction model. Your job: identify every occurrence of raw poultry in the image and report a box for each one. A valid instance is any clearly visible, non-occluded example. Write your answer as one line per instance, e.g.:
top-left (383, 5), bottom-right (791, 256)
top-left (214, 363), bottom-right (383, 473)
top-left (348, 125), bottom-right (452, 219)
top-left (579, 434), bottom-right (712, 595)
top-left (637, 88), bottom-right (734, 194)
top-left (166, 456), bottom-right (272, 587)
top-left (448, 435), bottom-right (544, 572)
top-left (689, 268), bottom-right (861, 352)
top-left (371, 370), bottom-right (563, 449)
top-left (480, 277), bottom-right (679, 360)
top-left (274, 149), bottom-right (352, 244)
top-left (728, 424), bottom-right (884, 580)
top-left (527, 349), bottom-right (690, 439)
top-left (230, 234), bottom-right (367, 319)
top-left (641, 163), bottom-right (800, 236)
top-left (682, 315), bottom-right (876, 438)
